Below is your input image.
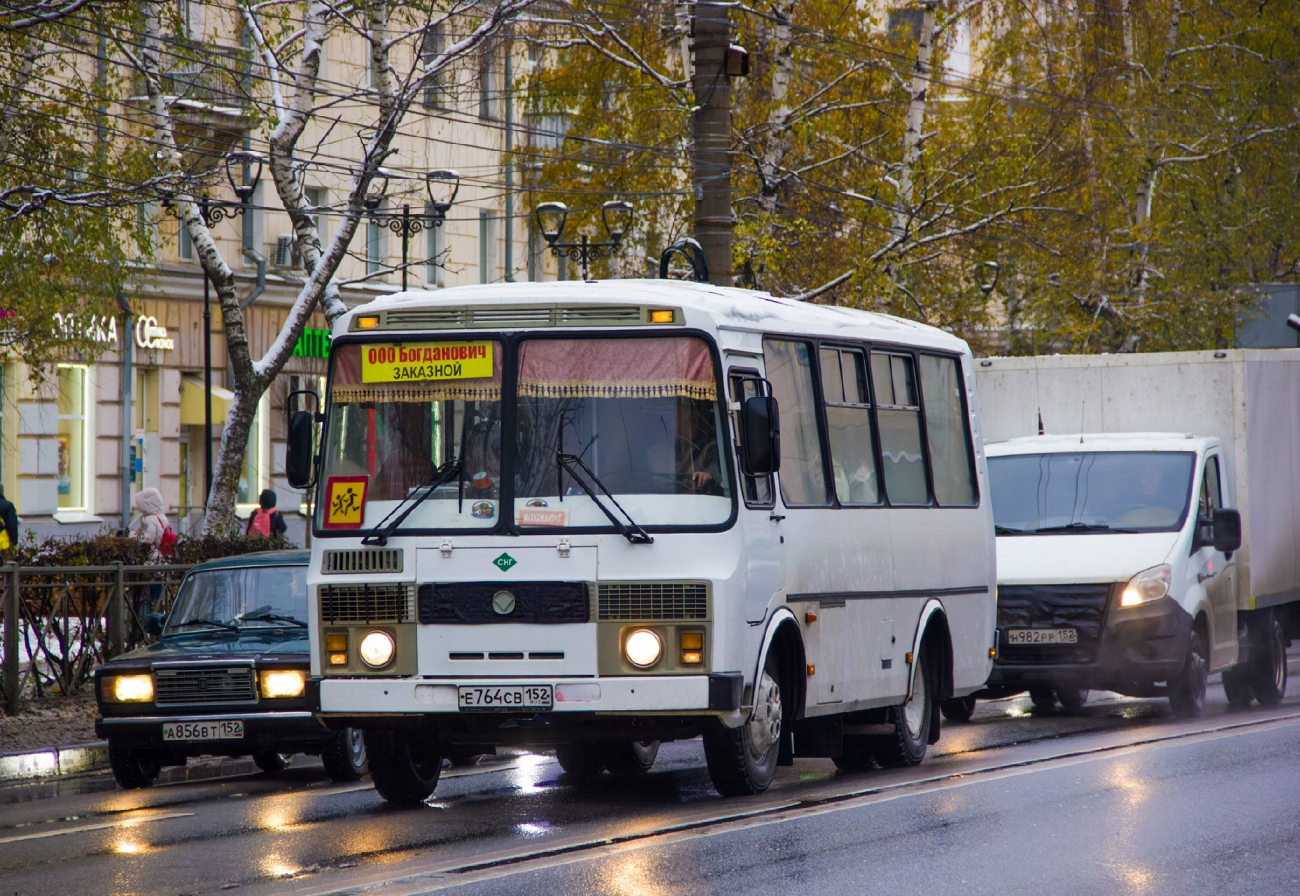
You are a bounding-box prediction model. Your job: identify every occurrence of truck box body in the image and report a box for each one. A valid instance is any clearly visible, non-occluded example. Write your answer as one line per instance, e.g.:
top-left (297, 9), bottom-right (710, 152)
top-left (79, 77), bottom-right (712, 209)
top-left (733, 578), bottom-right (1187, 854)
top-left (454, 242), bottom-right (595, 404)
top-left (975, 349), bottom-right (1300, 613)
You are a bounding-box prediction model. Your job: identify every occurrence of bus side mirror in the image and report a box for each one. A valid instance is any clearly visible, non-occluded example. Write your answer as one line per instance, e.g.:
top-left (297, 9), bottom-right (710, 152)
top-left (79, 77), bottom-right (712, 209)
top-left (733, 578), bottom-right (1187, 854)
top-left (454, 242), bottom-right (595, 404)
top-left (1212, 507), bottom-right (1242, 555)
top-left (286, 409), bottom-right (317, 489)
top-left (741, 395), bottom-right (780, 476)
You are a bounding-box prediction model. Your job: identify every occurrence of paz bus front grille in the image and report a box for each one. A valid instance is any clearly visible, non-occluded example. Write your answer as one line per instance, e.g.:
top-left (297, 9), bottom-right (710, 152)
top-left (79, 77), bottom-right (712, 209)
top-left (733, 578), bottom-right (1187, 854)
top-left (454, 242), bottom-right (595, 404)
top-left (598, 582), bottom-right (709, 621)
top-left (319, 583), bottom-right (415, 623)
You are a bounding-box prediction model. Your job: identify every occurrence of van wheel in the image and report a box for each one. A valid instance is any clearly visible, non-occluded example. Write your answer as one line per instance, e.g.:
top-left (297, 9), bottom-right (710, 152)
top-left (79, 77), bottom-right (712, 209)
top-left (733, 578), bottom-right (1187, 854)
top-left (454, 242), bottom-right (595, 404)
top-left (555, 743), bottom-right (606, 780)
top-left (704, 657), bottom-right (783, 796)
top-left (365, 731), bottom-right (442, 807)
top-left (108, 741), bottom-right (161, 789)
top-left (321, 728), bottom-right (368, 782)
top-left (941, 695), bottom-right (977, 723)
top-left (605, 740), bottom-right (660, 776)
top-left (1169, 629), bottom-right (1208, 718)
top-left (253, 751), bottom-right (291, 773)
top-left (1222, 664), bottom-right (1254, 708)
top-left (1029, 687), bottom-right (1056, 711)
top-left (871, 651), bottom-right (932, 768)
top-left (1057, 688), bottom-right (1089, 713)
top-left (1251, 618), bottom-right (1288, 706)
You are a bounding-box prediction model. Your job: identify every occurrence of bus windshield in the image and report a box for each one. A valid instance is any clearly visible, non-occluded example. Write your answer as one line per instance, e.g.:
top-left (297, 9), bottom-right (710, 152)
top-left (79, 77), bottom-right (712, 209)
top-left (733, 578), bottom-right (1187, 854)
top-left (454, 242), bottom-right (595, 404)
top-left (317, 334), bottom-right (730, 534)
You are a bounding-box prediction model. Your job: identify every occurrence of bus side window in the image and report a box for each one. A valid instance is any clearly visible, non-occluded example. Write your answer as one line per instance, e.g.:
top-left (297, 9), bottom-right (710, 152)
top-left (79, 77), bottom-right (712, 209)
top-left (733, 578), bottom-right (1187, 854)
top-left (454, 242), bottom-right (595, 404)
top-left (870, 351), bottom-right (928, 505)
top-left (763, 339), bottom-right (831, 506)
top-left (729, 372), bottom-right (774, 506)
top-left (919, 354), bottom-right (978, 506)
top-left (819, 346), bottom-right (879, 506)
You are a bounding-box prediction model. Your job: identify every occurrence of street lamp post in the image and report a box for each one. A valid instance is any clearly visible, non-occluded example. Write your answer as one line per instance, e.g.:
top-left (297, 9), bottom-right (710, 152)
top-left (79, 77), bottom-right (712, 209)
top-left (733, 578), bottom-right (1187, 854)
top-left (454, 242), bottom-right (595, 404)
top-left (534, 200), bottom-right (634, 281)
top-left (366, 170), bottom-right (460, 290)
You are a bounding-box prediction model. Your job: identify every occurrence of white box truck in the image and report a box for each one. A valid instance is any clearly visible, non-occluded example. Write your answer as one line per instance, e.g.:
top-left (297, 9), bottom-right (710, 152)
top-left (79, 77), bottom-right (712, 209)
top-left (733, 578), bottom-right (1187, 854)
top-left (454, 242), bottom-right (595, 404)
top-left (968, 349), bottom-right (1299, 717)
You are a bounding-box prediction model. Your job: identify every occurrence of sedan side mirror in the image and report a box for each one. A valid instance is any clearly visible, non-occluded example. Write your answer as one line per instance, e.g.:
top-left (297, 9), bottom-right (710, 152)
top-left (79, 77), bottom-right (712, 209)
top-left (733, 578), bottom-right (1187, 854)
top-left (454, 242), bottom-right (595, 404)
top-left (144, 613), bottom-right (166, 637)
top-left (740, 395), bottom-right (780, 476)
top-left (1212, 507), bottom-right (1242, 555)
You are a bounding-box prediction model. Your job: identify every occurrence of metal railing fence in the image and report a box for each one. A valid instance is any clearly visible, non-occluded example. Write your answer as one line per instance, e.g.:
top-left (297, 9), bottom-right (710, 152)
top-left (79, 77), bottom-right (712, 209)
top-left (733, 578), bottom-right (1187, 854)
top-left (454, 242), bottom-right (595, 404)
top-left (0, 563), bottom-right (195, 715)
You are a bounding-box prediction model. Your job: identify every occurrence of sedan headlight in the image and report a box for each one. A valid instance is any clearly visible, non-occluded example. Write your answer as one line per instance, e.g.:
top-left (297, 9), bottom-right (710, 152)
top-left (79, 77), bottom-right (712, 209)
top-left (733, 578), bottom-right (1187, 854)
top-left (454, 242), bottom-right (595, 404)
top-left (105, 674), bottom-right (154, 703)
top-left (259, 669), bottom-right (307, 699)
top-left (359, 630), bottom-right (396, 668)
top-left (1120, 564), bottom-right (1172, 608)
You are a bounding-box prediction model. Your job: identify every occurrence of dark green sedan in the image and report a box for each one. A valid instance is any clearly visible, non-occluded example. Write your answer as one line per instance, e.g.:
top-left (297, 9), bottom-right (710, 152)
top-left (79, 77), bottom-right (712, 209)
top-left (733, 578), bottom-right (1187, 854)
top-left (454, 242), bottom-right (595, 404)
top-left (94, 550), bottom-right (367, 789)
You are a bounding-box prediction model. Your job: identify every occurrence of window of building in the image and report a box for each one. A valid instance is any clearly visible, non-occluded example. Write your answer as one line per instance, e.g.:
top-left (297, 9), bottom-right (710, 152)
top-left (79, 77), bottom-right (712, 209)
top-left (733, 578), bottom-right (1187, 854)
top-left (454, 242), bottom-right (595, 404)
top-left (367, 202), bottom-right (385, 276)
top-left (425, 204), bottom-right (445, 286)
top-left (421, 21), bottom-right (446, 109)
top-left (178, 218), bottom-right (193, 259)
top-left (304, 186), bottom-right (328, 249)
top-left (764, 338), bottom-right (829, 506)
top-left (820, 346), bottom-right (880, 505)
top-left (478, 41), bottom-right (499, 120)
top-left (237, 393), bottom-right (270, 506)
top-left (871, 351), bottom-right (928, 505)
top-left (479, 209), bottom-right (495, 283)
top-left (57, 364), bottom-right (92, 511)
top-left (919, 354), bottom-right (977, 505)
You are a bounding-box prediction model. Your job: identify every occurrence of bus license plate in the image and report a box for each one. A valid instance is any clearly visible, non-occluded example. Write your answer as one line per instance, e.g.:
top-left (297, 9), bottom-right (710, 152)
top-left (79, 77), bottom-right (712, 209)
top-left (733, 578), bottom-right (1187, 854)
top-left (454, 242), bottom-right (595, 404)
top-left (1007, 628), bottom-right (1077, 645)
top-left (162, 719), bottom-right (244, 741)
top-left (458, 685), bottom-right (554, 711)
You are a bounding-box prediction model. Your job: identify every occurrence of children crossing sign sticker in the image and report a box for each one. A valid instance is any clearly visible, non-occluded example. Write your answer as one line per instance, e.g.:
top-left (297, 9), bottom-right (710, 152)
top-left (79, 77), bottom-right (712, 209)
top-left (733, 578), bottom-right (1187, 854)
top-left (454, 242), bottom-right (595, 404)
top-left (323, 476), bottom-right (368, 529)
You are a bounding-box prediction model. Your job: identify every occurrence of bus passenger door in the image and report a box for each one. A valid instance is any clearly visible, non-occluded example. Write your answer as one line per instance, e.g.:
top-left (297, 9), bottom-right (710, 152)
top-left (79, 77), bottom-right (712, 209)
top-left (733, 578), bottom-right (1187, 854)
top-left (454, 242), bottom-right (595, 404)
top-left (728, 367), bottom-right (784, 624)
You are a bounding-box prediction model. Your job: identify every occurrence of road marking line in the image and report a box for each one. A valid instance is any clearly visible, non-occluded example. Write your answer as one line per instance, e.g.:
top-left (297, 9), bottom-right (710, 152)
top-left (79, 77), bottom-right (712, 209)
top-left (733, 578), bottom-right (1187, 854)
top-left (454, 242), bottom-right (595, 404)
top-left (0, 811), bottom-right (195, 845)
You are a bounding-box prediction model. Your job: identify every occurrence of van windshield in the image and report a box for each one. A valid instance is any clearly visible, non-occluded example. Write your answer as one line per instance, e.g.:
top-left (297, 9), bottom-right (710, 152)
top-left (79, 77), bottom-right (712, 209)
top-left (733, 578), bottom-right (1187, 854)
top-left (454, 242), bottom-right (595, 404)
top-left (989, 451), bottom-right (1195, 533)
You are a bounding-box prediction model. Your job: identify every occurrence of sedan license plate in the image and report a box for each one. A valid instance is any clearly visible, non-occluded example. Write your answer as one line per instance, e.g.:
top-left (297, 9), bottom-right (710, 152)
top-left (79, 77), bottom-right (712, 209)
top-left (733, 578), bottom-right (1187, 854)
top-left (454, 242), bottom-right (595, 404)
top-left (162, 719), bottom-right (245, 741)
top-left (458, 685), bottom-right (553, 712)
top-left (1007, 628), bottom-right (1078, 645)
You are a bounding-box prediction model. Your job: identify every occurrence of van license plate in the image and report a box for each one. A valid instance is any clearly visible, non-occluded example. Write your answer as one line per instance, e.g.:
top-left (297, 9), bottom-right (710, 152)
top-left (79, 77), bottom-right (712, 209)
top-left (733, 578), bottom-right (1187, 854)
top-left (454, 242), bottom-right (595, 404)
top-left (458, 685), bottom-right (553, 711)
top-left (1007, 628), bottom-right (1077, 645)
top-left (162, 719), bottom-right (244, 741)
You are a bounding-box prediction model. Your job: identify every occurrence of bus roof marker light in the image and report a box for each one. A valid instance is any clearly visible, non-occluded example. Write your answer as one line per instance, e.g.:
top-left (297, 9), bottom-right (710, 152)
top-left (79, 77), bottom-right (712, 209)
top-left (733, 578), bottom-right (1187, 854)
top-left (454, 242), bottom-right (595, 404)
top-left (649, 309), bottom-right (675, 324)
top-left (357, 316), bottom-right (380, 329)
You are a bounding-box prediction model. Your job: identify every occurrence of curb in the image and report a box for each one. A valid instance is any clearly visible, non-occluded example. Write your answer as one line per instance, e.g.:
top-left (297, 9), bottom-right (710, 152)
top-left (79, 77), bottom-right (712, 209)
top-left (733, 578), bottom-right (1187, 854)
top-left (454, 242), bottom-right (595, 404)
top-left (0, 742), bottom-right (109, 783)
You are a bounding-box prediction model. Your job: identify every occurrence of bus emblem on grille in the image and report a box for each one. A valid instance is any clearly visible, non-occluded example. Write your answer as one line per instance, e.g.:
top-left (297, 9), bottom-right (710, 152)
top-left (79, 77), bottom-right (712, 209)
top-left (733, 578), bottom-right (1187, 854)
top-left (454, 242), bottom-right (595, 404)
top-left (492, 591), bottom-right (516, 615)
top-left (493, 553), bottom-right (517, 572)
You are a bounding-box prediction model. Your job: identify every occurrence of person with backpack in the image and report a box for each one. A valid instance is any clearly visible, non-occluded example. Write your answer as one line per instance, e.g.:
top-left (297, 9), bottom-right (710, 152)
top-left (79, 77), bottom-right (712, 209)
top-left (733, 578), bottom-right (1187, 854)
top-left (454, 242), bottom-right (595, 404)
top-left (133, 487), bottom-right (174, 561)
top-left (247, 488), bottom-right (288, 540)
top-left (0, 485), bottom-right (18, 553)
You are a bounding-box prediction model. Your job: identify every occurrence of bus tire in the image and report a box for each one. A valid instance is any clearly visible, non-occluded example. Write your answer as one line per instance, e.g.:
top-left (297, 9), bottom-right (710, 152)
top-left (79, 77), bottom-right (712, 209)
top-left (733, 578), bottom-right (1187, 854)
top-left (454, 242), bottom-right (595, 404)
top-left (253, 751), bottom-right (291, 774)
top-left (555, 743), bottom-right (606, 780)
top-left (1251, 617), bottom-right (1288, 706)
top-left (704, 656), bottom-right (783, 796)
top-left (1222, 663), bottom-right (1254, 708)
top-left (108, 741), bottom-right (161, 790)
top-left (365, 731), bottom-right (442, 807)
top-left (872, 650), bottom-right (932, 768)
top-left (940, 695), bottom-right (977, 723)
top-left (1169, 628), bottom-right (1208, 718)
top-left (604, 740), bottom-right (660, 776)
top-left (321, 728), bottom-right (369, 782)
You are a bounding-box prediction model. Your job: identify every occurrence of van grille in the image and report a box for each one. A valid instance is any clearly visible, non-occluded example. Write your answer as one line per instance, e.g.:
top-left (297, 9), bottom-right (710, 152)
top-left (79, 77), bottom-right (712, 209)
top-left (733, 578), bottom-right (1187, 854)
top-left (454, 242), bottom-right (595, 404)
top-left (319, 583), bottom-right (414, 623)
top-left (154, 667), bottom-right (256, 706)
top-left (322, 549), bottom-right (403, 574)
top-left (997, 584), bottom-right (1114, 664)
top-left (598, 582), bottom-right (708, 621)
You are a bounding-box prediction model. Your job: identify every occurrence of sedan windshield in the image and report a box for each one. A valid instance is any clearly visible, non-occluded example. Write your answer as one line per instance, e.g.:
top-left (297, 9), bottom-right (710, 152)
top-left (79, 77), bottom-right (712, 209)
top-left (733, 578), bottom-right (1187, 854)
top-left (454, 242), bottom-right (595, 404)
top-left (988, 451), bottom-right (1195, 534)
top-left (165, 565), bottom-right (309, 634)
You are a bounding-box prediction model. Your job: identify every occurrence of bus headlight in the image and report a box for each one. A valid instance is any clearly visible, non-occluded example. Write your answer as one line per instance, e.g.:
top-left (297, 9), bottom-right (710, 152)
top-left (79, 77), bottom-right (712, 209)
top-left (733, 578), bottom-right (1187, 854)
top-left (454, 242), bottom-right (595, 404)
top-left (260, 669), bottom-right (306, 698)
top-left (1120, 564), bottom-right (1172, 607)
top-left (359, 630), bottom-right (396, 668)
top-left (106, 674), bottom-right (154, 703)
top-left (624, 629), bottom-right (663, 668)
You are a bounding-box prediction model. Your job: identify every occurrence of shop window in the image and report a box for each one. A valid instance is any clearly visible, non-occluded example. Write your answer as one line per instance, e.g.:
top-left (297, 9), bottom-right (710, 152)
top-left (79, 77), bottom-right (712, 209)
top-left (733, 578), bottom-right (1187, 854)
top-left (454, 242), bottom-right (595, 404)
top-left (57, 364), bottom-right (91, 511)
top-left (237, 393), bottom-right (270, 506)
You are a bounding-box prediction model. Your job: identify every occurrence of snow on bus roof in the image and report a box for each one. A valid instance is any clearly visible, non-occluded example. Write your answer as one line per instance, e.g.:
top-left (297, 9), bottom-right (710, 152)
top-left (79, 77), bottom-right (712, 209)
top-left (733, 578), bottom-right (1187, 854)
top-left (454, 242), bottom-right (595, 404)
top-left (342, 279), bottom-right (968, 352)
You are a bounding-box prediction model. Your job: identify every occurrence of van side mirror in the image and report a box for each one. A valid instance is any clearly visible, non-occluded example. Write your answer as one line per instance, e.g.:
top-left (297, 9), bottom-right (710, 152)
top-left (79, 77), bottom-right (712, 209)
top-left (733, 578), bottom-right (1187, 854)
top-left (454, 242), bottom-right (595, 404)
top-left (286, 409), bottom-right (317, 489)
top-left (1212, 507), bottom-right (1242, 555)
top-left (740, 395), bottom-right (780, 476)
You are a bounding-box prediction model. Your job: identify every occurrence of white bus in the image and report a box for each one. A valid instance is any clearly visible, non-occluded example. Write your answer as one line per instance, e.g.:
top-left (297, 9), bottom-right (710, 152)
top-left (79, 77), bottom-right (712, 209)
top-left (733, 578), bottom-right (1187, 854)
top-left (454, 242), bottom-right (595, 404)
top-left (288, 280), bottom-right (996, 806)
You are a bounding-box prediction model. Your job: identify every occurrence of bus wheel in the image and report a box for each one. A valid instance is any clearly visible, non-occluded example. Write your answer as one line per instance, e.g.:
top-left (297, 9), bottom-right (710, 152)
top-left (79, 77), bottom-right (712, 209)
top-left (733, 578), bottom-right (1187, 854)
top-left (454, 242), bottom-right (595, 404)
top-left (555, 743), bottom-right (606, 780)
top-left (365, 731), bottom-right (442, 807)
top-left (1222, 663), bottom-right (1254, 708)
top-left (704, 657), bottom-right (783, 796)
top-left (1251, 617), bottom-right (1288, 706)
top-left (1057, 688), bottom-right (1089, 713)
top-left (321, 728), bottom-right (369, 782)
top-left (941, 695), bottom-right (977, 723)
top-left (1169, 629), bottom-right (1208, 718)
top-left (872, 651), bottom-right (932, 768)
top-left (605, 740), bottom-right (660, 776)
top-left (108, 741), bottom-right (161, 790)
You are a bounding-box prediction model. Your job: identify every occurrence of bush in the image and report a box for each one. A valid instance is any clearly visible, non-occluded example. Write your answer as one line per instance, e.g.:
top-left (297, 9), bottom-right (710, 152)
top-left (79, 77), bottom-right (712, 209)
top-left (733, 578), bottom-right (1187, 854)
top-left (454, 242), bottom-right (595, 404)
top-left (3, 529), bottom-right (296, 567)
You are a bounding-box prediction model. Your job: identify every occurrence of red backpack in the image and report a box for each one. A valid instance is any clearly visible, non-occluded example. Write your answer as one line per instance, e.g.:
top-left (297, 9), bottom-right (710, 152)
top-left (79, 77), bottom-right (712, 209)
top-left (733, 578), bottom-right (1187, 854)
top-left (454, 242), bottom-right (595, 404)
top-left (157, 517), bottom-right (177, 557)
top-left (248, 508), bottom-right (273, 538)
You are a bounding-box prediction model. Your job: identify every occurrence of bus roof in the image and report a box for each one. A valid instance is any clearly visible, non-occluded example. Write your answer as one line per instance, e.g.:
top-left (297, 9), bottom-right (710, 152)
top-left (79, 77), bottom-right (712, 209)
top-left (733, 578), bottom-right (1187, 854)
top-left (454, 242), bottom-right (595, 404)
top-left (336, 280), bottom-right (970, 355)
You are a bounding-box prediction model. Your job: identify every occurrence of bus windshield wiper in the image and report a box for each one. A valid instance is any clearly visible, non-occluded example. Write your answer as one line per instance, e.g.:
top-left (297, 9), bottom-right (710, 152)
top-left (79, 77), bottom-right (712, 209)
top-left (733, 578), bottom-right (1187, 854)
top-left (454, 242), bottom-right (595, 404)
top-left (362, 457), bottom-right (463, 546)
top-left (556, 451), bottom-right (653, 544)
top-left (1034, 522), bottom-right (1137, 534)
top-left (169, 618), bottom-right (239, 632)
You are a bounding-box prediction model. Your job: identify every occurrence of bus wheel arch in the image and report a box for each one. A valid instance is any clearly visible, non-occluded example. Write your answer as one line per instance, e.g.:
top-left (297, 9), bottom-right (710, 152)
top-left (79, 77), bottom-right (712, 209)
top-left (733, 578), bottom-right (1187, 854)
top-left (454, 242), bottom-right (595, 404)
top-left (910, 602), bottom-right (954, 746)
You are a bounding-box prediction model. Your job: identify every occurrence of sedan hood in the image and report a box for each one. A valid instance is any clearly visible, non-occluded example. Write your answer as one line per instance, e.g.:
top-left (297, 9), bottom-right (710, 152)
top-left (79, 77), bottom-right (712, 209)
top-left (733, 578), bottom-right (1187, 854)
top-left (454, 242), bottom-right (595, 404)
top-left (996, 532), bottom-right (1180, 586)
top-left (108, 630), bottom-right (309, 666)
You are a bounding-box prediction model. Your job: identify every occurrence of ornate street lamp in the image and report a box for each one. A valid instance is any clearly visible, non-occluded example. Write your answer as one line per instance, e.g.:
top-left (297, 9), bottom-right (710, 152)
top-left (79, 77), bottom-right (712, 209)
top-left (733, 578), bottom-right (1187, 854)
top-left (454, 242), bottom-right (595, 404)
top-left (366, 169), bottom-right (461, 289)
top-left (535, 199), bottom-right (635, 281)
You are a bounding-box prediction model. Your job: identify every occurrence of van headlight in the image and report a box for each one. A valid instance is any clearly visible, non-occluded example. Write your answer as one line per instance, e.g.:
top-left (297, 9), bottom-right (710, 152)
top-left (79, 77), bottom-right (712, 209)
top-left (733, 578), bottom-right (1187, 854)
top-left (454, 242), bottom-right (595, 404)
top-left (624, 629), bottom-right (663, 668)
top-left (359, 630), bottom-right (396, 668)
top-left (1120, 564), bottom-right (1172, 608)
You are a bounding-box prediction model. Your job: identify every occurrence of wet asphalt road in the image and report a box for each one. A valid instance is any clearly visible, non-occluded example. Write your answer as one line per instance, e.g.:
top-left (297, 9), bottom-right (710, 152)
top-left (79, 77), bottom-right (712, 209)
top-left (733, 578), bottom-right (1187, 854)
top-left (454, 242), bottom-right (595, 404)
top-left (3, 656), bottom-right (1300, 896)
